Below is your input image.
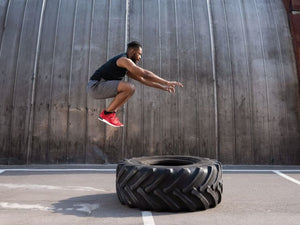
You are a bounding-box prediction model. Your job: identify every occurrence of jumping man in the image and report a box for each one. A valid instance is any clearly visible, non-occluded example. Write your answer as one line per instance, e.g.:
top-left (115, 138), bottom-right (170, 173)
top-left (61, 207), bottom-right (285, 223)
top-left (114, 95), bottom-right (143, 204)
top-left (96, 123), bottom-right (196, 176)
top-left (87, 41), bottom-right (183, 128)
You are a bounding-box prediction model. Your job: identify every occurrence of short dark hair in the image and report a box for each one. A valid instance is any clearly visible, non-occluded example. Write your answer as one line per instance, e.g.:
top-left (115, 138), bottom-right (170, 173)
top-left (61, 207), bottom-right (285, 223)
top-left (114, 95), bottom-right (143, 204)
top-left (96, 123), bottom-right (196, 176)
top-left (127, 41), bottom-right (142, 50)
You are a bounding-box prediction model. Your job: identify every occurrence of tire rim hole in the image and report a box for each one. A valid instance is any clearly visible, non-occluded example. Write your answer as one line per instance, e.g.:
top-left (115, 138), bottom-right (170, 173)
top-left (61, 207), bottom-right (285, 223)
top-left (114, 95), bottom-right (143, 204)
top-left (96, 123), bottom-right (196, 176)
top-left (145, 159), bottom-right (194, 166)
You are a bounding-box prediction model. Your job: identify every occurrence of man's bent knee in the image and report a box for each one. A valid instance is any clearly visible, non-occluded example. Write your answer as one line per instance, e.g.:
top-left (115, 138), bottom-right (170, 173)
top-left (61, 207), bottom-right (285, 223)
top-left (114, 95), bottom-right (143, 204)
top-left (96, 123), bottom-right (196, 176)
top-left (128, 83), bottom-right (135, 95)
top-left (118, 82), bottom-right (135, 95)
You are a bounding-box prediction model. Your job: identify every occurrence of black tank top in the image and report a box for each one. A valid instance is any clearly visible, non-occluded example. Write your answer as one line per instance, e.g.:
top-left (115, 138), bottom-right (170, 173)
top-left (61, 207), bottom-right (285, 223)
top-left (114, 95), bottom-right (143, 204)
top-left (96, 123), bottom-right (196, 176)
top-left (90, 53), bottom-right (128, 81)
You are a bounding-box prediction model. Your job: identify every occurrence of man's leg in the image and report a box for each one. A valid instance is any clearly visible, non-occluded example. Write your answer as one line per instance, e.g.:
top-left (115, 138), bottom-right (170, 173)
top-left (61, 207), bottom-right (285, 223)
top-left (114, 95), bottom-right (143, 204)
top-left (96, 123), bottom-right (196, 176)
top-left (106, 81), bottom-right (135, 112)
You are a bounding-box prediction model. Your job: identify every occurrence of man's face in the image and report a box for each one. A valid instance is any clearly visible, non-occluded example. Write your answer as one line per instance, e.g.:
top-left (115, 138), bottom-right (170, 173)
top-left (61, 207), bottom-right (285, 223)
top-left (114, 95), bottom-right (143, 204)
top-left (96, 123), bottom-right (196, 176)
top-left (131, 47), bottom-right (142, 63)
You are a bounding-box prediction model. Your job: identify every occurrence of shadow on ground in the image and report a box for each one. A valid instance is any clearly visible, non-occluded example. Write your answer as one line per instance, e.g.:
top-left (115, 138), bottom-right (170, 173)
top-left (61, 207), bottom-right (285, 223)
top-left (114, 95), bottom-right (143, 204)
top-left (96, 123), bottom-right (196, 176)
top-left (51, 193), bottom-right (144, 218)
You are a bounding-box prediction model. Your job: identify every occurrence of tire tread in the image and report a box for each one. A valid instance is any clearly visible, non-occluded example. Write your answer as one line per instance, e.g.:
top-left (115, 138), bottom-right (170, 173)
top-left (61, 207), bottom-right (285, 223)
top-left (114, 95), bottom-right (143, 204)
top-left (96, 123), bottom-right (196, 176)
top-left (116, 156), bottom-right (223, 212)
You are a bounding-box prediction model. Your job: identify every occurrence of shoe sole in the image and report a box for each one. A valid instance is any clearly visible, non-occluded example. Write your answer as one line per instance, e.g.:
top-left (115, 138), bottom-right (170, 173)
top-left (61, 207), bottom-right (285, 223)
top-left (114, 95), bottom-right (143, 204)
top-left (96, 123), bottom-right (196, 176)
top-left (98, 117), bottom-right (124, 128)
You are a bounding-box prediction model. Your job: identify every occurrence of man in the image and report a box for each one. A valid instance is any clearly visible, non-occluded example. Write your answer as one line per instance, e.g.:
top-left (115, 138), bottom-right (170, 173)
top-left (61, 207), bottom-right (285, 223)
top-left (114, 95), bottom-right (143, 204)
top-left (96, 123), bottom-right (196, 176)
top-left (87, 41), bottom-right (183, 128)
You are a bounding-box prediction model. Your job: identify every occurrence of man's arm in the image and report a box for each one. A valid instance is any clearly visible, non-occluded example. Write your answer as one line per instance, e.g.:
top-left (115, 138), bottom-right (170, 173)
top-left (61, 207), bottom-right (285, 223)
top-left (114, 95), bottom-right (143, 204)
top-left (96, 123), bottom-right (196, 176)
top-left (117, 57), bottom-right (183, 92)
top-left (126, 71), bottom-right (176, 93)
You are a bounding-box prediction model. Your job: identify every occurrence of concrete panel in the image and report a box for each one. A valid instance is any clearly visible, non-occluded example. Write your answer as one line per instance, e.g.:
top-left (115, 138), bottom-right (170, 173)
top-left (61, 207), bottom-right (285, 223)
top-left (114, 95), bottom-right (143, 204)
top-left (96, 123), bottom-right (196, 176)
top-left (67, 0), bottom-right (93, 163)
top-left (86, 0), bottom-right (110, 164)
top-left (49, 0), bottom-right (76, 163)
top-left (32, 0), bottom-right (60, 163)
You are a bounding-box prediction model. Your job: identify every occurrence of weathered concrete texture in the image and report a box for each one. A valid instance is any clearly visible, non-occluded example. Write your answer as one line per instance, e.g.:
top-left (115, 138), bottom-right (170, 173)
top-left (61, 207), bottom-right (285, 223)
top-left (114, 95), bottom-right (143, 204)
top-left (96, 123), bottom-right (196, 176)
top-left (0, 0), bottom-right (299, 164)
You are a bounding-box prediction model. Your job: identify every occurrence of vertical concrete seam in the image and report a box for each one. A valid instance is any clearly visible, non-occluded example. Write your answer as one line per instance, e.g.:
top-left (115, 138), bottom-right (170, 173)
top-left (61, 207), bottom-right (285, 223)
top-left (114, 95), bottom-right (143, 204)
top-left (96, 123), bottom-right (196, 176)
top-left (238, 0), bottom-right (254, 162)
top-left (207, 0), bottom-right (219, 160)
top-left (3, 0), bottom-right (10, 29)
top-left (0, 0), bottom-right (10, 55)
top-left (122, 0), bottom-right (130, 158)
top-left (254, 0), bottom-right (272, 162)
top-left (174, 0), bottom-right (181, 153)
top-left (47, 0), bottom-right (62, 163)
top-left (66, 0), bottom-right (78, 162)
top-left (141, 0), bottom-right (145, 155)
top-left (26, 0), bottom-right (47, 164)
top-left (222, 0), bottom-right (236, 162)
top-left (124, 0), bottom-right (130, 48)
top-left (191, 0), bottom-right (199, 155)
top-left (10, 0), bottom-right (28, 163)
top-left (158, 0), bottom-right (162, 155)
top-left (104, 0), bottom-right (111, 153)
top-left (84, 0), bottom-right (95, 163)
top-left (270, 0), bottom-right (289, 159)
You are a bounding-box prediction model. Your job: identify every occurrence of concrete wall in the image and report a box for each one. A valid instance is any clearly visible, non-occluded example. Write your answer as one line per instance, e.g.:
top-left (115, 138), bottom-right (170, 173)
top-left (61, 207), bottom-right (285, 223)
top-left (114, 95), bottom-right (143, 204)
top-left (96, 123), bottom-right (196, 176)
top-left (0, 0), bottom-right (299, 165)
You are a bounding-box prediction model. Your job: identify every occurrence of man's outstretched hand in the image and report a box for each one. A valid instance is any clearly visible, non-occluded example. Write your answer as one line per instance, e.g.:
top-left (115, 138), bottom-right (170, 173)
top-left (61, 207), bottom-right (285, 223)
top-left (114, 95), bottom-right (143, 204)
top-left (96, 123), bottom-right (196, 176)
top-left (165, 81), bottom-right (183, 93)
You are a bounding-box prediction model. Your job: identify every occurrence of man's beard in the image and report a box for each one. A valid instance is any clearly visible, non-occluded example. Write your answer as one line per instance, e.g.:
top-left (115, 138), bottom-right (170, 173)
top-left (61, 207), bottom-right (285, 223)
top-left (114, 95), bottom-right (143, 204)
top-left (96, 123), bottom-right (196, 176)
top-left (130, 56), bottom-right (137, 64)
top-left (131, 57), bottom-right (137, 63)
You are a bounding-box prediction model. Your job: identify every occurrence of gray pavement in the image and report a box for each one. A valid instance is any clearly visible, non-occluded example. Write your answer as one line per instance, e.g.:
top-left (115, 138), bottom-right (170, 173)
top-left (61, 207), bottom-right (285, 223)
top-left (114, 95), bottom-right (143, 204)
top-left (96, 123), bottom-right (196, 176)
top-left (0, 165), bottom-right (299, 225)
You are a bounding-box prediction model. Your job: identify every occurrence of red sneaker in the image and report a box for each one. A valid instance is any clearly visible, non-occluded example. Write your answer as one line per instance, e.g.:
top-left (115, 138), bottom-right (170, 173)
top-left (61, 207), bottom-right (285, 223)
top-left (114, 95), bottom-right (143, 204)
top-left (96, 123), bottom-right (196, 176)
top-left (98, 110), bottom-right (124, 127)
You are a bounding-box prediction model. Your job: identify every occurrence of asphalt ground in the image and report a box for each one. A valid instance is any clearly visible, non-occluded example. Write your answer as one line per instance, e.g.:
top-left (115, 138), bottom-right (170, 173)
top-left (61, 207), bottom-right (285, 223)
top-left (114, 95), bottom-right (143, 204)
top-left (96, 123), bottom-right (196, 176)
top-left (0, 165), bottom-right (299, 225)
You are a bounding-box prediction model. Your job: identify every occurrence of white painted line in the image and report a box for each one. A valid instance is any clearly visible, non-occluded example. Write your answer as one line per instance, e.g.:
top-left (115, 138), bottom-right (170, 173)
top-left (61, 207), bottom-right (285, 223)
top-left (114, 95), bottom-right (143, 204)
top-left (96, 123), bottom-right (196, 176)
top-left (273, 170), bottom-right (300, 185)
top-left (142, 211), bottom-right (155, 225)
top-left (0, 183), bottom-right (106, 192)
top-left (0, 202), bottom-right (51, 211)
top-left (223, 169), bottom-right (300, 172)
top-left (0, 168), bottom-right (299, 173)
top-left (0, 202), bottom-right (99, 215)
top-left (1, 169), bottom-right (116, 172)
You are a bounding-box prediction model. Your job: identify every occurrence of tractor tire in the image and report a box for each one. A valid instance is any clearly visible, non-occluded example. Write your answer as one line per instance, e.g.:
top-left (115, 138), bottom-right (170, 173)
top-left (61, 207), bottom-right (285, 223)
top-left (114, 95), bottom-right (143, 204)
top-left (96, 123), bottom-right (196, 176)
top-left (116, 155), bottom-right (223, 212)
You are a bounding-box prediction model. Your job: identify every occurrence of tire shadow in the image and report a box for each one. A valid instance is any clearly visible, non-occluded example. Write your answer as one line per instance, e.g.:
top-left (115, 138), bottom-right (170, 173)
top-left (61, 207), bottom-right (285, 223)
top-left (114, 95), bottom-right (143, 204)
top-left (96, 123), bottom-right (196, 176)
top-left (51, 193), bottom-right (142, 218)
